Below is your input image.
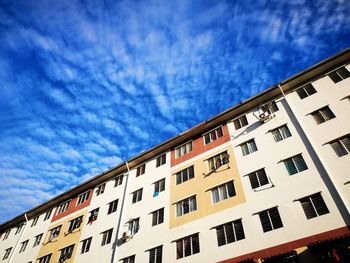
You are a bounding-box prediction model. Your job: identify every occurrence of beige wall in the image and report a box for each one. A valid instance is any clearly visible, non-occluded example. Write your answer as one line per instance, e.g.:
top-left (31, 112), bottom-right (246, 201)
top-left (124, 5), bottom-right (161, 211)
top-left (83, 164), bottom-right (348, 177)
top-left (170, 144), bottom-right (246, 228)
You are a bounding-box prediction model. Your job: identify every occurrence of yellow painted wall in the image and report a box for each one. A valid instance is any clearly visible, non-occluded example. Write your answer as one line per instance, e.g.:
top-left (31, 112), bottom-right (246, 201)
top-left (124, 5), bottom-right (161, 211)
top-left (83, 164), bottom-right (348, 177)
top-left (170, 145), bottom-right (245, 228)
top-left (36, 211), bottom-right (87, 262)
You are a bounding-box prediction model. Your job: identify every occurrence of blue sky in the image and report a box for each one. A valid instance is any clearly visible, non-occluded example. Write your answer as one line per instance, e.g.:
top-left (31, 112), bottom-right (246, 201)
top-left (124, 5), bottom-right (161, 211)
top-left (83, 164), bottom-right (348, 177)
top-left (0, 0), bottom-right (349, 224)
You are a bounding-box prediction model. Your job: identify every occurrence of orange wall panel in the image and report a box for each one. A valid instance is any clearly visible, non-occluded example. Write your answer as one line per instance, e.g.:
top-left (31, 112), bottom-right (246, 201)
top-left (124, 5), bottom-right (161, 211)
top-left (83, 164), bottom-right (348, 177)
top-left (171, 124), bottom-right (231, 167)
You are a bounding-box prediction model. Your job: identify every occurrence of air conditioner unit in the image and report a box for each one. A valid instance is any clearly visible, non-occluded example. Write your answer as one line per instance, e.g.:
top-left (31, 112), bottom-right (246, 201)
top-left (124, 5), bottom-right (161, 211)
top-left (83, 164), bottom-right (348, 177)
top-left (254, 102), bottom-right (275, 123)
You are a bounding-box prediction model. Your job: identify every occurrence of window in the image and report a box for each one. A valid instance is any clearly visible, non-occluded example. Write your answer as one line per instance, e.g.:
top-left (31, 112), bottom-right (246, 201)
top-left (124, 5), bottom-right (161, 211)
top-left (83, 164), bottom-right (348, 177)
top-left (33, 233), bottom-right (43, 247)
top-left (132, 188), bottom-right (143, 203)
top-left (283, 154), bottom-right (308, 175)
top-left (311, 106), bottom-right (336, 124)
top-left (175, 141), bottom-right (192, 158)
top-left (67, 216), bottom-right (83, 233)
top-left (247, 169), bottom-right (269, 189)
top-left (329, 135), bottom-right (350, 157)
top-left (87, 208), bottom-right (99, 224)
top-left (81, 237), bottom-right (92, 254)
top-left (296, 84), bottom-right (317, 99)
top-left (176, 166), bottom-right (194, 185)
top-left (233, 115), bottom-right (248, 130)
top-left (96, 183), bottom-right (106, 196)
top-left (121, 255), bottom-right (135, 263)
top-left (44, 209), bottom-right (52, 221)
top-left (136, 164), bottom-right (146, 176)
top-left (128, 218), bottom-right (140, 235)
top-left (57, 200), bottom-right (70, 214)
top-left (108, 199), bottom-right (119, 214)
top-left (258, 207), bottom-right (283, 232)
top-left (207, 151), bottom-right (230, 170)
top-left (204, 126), bottom-right (224, 144)
top-left (31, 216), bottom-right (39, 227)
top-left (176, 233), bottom-right (200, 259)
top-left (149, 246), bottom-right (162, 263)
top-left (77, 191), bottom-right (90, 205)
top-left (328, 66), bottom-right (350, 83)
top-left (152, 208), bottom-right (164, 226)
top-left (114, 175), bottom-right (123, 187)
top-left (101, 229), bottom-right (113, 246)
top-left (48, 225), bottom-right (61, 241)
top-left (176, 196), bottom-right (197, 217)
top-left (271, 125), bottom-right (292, 142)
top-left (156, 154), bottom-right (166, 167)
top-left (19, 239), bottom-right (29, 253)
top-left (215, 219), bottom-right (245, 246)
top-left (211, 181), bottom-right (236, 203)
top-left (38, 254), bottom-right (51, 263)
top-left (15, 223), bottom-right (24, 234)
top-left (269, 100), bottom-right (279, 112)
top-left (59, 244), bottom-right (74, 262)
top-left (154, 179), bottom-right (165, 196)
top-left (2, 230), bottom-right (10, 240)
top-left (2, 247), bottom-right (12, 260)
top-left (299, 193), bottom-right (330, 219)
top-left (240, 139), bottom-right (258, 156)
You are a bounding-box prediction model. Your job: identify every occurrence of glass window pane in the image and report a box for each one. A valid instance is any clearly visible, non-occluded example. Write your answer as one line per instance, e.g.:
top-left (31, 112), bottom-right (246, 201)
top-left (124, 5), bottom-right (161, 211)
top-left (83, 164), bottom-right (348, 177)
top-left (340, 136), bottom-right (350, 152)
top-left (331, 141), bottom-right (348, 157)
top-left (272, 130), bottom-right (283, 142)
top-left (280, 126), bottom-right (291, 139)
top-left (294, 155), bottom-right (308, 172)
top-left (284, 159), bottom-right (298, 175)
top-left (296, 88), bottom-right (308, 99)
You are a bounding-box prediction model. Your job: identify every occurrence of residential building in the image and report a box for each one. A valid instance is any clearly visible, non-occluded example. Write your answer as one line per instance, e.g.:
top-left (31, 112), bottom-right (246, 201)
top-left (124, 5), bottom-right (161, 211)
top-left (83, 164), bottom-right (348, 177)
top-left (1, 48), bottom-right (350, 263)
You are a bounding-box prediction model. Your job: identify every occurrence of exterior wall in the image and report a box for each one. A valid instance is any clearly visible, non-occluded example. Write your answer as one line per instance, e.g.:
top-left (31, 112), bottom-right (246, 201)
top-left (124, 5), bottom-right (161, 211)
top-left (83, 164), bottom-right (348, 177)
top-left (75, 174), bottom-right (126, 263)
top-left (37, 210), bottom-right (87, 263)
top-left (170, 143), bottom-right (245, 228)
top-left (6, 211), bottom-right (54, 263)
top-left (285, 65), bottom-right (350, 217)
top-left (51, 189), bottom-right (93, 222)
top-left (0, 56), bottom-right (349, 263)
top-left (116, 151), bottom-right (172, 262)
top-left (216, 97), bottom-right (348, 262)
top-left (171, 124), bottom-right (231, 167)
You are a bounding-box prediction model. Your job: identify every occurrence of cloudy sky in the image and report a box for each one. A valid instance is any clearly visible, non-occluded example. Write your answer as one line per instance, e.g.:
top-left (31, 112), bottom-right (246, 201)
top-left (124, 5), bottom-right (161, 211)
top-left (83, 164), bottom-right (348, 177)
top-left (0, 0), bottom-right (349, 224)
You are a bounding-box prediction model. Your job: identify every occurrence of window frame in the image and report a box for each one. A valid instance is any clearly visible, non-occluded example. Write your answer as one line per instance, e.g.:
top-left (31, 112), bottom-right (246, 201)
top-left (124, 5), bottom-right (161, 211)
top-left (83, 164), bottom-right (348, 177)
top-left (257, 207), bottom-right (283, 233)
top-left (19, 239), bottom-right (29, 253)
top-left (207, 151), bottom-right (230, 171)
top-left (114, 175), bottom-right (124, 187)
top-left (2, 229), bottom-right (11, 240)
top-left (296, 83), bottom-right (317, 99)
top-left (57, 200), bottom-right (70, 214)
top-left (48, 225), bottom-right (62, 241)
top-left (247, 168), bottom-right (269, 190)
top-left (203, 126), bottom-right (224, 145)
top-left (101, 228), bottom-right (113, 246)
top-left (240, 139), bottom-right (258, 156)
top-left (298, 193), bottom-right (330, 219)
top-left (33, 233), bottom-right (43, 247)
top-left (131, 188), bottom-right (143, 204)
top-left (108, 199), bottom-right (119, 214)
top-left (329, 135), bottom-right (350, 157)
top-left (156, 154), bottom-right (166, 167)
top-left (44, 209), bottom-right (52, 221)
top-left (151, 208), bottom-right (164, 226)
top-left (328, 66), bottom-right (350, 83)
top-left (283, 154), bottom-right (308, 175)
top-left (67, 216), bottom-right (83, 233)
top-left (2, 247), bottom-right (12, 260)
top-left (174, 141), bottom-right (193, 159)
top-left (270, 125), bottom-right (292, 142)
top-left (148, 245), bottom-right (162, 263)
top-left (211, 181), bottom-right (236, 204)
top-left (38, 253), bottom-right (51, 263)
top-left (15, 223), bottom-right (24, 234)
top-left (176, 195), bottom-right (197, 217)
top-left (59, 244), bottom-right (74, 262)
top-left (136, 163), bottom-right (146, 176)
top-left (175, 165), bottom-right (194, 185)
top-left (233, 115), bottom-right (248, 130)
top-left (87, 208), bottom-right (99, 224)
top-left (176, 233), bottom-right (200, 259)
top-left (214, 219), bottom-right (245, 246)
top-left (310, 106), bottom-right (336, 124)
top-left (96, 183), bottom-right (106, 196)
top-left (121, 255), bottom-right (135, 263)
top-left (154, 178), bottom-right (165, 196)
top-left (81, 237), bottom-right (92, 254)
top-left (31, 216), bottom-right (39, 227)
top-left (77, 191), bottom-right (90, 205)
